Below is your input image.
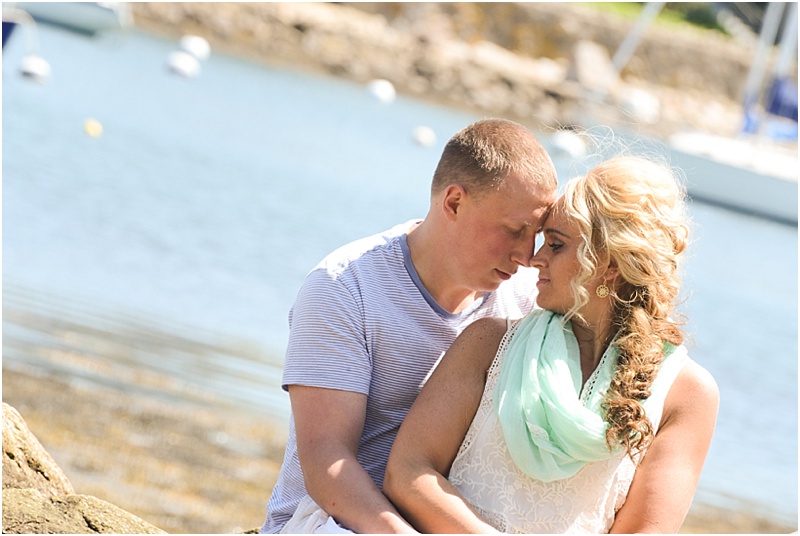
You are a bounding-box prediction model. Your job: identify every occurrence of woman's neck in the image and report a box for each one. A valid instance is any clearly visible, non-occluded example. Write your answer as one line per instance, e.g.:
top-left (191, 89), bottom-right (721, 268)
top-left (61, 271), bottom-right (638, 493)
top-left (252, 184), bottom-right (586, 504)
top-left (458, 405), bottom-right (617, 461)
top-left (572, 316), bottom-right (616, 387)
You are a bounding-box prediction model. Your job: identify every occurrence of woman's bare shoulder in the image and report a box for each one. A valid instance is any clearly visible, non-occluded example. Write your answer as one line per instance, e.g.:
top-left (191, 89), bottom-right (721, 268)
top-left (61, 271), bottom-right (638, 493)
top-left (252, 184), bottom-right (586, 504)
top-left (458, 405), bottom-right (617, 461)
top-left (463, 316), bottom-right (509, 338)
top-left (443, 317), bottom-right (510, 372)
top-left (456, 317), bottom-right (509, 349)
top-left (676, 360), bottom-right (719, 403)
top-left (663, 358), bottom-right (720, 427)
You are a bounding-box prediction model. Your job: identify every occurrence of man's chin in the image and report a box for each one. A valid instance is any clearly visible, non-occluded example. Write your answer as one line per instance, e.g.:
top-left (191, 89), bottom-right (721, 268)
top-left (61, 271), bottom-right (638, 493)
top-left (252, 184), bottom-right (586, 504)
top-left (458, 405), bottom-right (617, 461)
top-left (482, 280), bottom-right (503, 292)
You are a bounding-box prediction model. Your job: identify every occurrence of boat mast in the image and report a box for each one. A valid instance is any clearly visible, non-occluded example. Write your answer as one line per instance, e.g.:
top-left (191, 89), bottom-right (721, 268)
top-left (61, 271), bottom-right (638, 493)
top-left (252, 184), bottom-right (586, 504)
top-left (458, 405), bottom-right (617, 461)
top-left (740, 2), bottom-right (786, 134)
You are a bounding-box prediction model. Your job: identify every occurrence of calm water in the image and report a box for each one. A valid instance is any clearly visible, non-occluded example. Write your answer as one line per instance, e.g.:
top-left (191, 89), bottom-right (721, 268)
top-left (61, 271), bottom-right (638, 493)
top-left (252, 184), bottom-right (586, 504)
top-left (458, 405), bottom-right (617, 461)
top-left (3, 24), bottom-right (797, 526)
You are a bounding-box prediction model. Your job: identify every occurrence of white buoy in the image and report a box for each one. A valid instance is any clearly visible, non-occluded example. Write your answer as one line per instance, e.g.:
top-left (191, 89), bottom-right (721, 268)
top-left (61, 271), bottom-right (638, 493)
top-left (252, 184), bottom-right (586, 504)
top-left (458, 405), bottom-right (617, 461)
top-left (167, 50), bottom-right (201, 78)
top-left (19, 54), bottom-right (51, 83)
top-left (551, 129), bottom-right (587, 159)
top-left (83, 118), bottom-right (103, 138)
top-left (180, 35), bottom-right (211, 61)
top-left (621, 88), bottom-right (660, 124)
top-left (367, 79), bottom-right (396, 103)
top-left (412, 126), bottom-right (436, 147)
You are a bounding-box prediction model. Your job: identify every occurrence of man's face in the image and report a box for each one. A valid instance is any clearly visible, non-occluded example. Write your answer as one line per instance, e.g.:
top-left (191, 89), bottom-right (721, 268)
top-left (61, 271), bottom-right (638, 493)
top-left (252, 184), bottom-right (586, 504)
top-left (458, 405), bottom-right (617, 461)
top-left (453, 172), bottom-right (556, 292)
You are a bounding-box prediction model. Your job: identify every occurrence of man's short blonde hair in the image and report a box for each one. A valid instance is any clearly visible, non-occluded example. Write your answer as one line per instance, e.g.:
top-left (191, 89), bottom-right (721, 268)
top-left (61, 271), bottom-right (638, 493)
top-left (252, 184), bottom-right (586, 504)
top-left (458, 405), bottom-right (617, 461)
top-left (431, 118), bottom-right (557, 198)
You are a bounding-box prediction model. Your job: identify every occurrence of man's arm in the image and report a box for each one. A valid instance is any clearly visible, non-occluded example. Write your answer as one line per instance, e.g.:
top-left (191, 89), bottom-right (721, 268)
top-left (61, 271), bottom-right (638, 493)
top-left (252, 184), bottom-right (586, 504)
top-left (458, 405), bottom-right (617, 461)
top-left (610, 361), bottom-right (719, 533)
top-left (290, 384), bottom-right (416, 534)
top-left (383, 318), bottom-right (507, 533)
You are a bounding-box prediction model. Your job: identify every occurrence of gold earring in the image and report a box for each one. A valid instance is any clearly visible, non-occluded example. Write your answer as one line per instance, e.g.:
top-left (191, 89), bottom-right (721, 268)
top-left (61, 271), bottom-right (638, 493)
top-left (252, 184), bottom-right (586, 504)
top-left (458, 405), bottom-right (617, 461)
top-left (596, 284), bottom-right (610, 298)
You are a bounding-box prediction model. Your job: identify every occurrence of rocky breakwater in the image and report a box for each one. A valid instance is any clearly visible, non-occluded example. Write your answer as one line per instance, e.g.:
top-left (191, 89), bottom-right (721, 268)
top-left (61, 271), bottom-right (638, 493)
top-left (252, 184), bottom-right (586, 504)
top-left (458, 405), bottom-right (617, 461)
top-left (2, 402), bottom-right (164, 534)
top-left (131, 2), bottom-right (755, 140)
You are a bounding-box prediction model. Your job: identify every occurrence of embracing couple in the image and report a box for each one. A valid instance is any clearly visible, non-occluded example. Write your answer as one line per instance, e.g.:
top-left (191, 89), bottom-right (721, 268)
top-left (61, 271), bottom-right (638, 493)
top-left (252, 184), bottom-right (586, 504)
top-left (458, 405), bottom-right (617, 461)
top-left (259, 119), bottom-right (719, 534)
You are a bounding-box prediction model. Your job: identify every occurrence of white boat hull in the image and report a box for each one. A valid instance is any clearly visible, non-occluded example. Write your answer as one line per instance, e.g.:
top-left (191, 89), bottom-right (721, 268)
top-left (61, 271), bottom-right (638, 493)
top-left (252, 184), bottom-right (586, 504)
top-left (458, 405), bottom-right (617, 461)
top-left (669, 132), bottom-right (798, 224)
top-left (12, 2), bottom-right (130, 35)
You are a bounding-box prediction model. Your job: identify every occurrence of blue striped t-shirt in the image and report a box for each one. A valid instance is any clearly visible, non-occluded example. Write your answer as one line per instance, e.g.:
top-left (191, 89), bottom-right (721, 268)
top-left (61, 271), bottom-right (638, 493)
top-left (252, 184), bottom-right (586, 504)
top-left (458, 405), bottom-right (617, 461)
top-left (261, 220), bottom-right (538, 533)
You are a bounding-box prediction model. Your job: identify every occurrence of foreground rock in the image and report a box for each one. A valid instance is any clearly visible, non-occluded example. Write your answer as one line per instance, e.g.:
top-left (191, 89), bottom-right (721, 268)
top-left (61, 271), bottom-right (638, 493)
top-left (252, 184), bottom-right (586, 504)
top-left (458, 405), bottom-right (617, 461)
top-left (3, 403), bottom-right (74, 498)
top-left (2, 488), bottom-right (165, 534)
top-left (2, 402), bottom-right (165, 534)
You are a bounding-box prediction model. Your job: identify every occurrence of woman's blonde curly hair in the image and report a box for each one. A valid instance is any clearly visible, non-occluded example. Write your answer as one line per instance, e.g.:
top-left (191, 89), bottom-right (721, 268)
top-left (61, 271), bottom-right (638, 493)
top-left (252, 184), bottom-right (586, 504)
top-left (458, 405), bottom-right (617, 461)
top-left (561, 156), bottom-right (691, 458)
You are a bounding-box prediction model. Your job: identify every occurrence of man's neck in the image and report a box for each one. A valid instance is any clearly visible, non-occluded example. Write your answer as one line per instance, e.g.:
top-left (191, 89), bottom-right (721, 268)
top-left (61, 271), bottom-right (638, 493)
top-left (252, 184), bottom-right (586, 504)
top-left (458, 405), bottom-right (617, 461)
top-left (406, 220), bottom-right (479, 314)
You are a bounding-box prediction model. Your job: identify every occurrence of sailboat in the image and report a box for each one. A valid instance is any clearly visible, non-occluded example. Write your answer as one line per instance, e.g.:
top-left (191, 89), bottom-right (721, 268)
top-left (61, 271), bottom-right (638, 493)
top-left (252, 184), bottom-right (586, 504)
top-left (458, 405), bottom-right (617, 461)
top-left (666, 2), bottom-right (798, 224)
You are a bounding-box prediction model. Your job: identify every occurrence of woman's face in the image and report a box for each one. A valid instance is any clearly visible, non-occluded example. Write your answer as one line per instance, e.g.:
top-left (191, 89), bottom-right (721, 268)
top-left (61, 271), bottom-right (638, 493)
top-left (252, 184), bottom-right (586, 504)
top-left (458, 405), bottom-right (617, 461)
top-left (532, 197), bottom-right (618, 321)
top-left (530, 199), bottom-right (582, 313)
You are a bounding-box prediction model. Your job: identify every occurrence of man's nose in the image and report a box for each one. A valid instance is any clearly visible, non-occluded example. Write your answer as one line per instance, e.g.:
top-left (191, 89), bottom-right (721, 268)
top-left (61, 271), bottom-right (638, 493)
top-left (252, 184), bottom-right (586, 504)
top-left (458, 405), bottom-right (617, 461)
top-left (511, 237), bottom-right (537, 267)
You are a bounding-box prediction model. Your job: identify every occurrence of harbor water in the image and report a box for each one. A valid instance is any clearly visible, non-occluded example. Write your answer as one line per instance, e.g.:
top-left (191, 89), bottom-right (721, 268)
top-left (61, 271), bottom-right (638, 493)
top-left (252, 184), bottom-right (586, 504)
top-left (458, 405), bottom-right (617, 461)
top-left (2, 24), bottom-right (797, 527)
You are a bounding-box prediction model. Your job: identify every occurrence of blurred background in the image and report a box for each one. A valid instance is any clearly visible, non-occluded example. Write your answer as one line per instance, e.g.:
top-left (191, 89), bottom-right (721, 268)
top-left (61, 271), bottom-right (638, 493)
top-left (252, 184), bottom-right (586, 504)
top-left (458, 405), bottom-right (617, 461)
top-left (2, 2), bottom-right (797, 533)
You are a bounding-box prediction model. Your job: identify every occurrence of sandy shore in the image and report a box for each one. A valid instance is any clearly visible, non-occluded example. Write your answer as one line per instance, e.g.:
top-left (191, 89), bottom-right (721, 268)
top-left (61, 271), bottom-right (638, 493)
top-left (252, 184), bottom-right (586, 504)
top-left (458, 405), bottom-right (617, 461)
top-left (2, 288), bottom-right (797, 534)
top-left (3, 365), bottom-right (795, 534)
top-left (3, 365), bottom-right (287, 534)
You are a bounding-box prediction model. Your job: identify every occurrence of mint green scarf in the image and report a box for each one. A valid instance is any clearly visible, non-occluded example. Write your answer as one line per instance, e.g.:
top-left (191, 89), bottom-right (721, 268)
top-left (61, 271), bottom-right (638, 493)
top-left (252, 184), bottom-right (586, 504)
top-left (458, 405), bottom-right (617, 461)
top-left (493, 309), bottom-right (622, 482)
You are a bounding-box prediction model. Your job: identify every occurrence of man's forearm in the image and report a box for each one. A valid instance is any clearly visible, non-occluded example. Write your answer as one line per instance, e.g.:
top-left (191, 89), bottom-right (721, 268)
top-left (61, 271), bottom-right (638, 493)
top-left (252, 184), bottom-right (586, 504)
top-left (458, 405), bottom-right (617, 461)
top-left (306, 457), bottom-right (416, 534)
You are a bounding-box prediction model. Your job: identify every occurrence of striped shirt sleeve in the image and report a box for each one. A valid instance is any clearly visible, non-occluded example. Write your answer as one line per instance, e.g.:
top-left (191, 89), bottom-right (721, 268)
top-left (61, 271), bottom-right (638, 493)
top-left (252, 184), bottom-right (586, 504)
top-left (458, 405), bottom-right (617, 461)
top-left (282, 266), bottom-right (372, 396)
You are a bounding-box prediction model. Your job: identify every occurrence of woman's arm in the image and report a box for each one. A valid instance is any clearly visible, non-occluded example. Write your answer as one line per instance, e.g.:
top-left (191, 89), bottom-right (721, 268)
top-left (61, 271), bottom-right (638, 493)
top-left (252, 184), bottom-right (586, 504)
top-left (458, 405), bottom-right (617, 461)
top-left (610, 360), bottom-right (720, 534)
top-left (383, 317), bottom-right (508, 534)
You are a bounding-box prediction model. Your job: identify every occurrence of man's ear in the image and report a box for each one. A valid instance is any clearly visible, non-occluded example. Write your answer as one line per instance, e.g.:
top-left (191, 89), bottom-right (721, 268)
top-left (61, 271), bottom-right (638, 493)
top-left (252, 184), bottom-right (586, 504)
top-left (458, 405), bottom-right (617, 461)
top-left (442, 184), bottom-right (466, 221)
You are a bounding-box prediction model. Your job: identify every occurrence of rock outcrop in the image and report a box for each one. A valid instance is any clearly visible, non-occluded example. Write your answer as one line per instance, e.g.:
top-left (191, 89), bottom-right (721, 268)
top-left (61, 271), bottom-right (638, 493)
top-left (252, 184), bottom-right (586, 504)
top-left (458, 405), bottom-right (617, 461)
top-left (2, 488), bottom-right (165, 534)
top-left (129, 2), bottom-right (771, 139)
top-left (3, 403), bottom-right (75, 498)
top-left (2, 403), bottom-right (165, 534)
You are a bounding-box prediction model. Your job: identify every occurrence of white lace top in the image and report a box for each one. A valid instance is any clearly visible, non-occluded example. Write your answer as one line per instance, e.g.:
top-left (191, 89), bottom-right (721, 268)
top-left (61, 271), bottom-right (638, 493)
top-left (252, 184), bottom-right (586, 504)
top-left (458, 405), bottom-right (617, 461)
top-left (448, 319), bottom-right (690, 534)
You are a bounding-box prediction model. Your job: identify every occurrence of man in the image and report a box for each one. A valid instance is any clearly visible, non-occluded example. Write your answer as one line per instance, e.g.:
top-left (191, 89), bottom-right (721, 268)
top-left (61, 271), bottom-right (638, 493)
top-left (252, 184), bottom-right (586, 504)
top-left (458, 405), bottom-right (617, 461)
top-left (261, 118), bottom-right (558, 533)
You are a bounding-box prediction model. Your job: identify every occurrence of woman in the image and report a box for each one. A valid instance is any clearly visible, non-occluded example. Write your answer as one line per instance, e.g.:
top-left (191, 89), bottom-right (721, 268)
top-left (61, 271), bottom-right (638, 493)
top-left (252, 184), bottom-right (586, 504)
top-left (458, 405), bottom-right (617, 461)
top-left (383, 156), bottom-right (719, 533)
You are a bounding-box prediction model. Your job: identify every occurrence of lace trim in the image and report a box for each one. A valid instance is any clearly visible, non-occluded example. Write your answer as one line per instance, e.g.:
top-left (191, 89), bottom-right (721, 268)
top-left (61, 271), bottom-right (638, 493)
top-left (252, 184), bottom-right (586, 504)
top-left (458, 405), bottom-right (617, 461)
top-left (579, 340), bottom-right (616, 405)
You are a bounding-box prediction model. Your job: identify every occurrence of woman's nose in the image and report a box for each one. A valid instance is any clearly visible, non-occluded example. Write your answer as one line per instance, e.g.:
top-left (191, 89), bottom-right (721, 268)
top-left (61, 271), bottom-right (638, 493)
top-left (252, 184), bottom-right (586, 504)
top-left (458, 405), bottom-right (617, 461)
top-left (529, 246), bottom-right (545, 268)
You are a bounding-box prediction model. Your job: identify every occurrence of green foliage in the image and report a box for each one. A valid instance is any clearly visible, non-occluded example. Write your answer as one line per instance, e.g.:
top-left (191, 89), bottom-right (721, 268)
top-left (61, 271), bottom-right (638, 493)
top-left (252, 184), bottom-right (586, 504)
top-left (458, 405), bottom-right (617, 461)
top-left (665, 3), bottom-right (728, 32)
top-left (578, 2), bottom-right (729, 35)
top-left (577, 2), bottom-right (644, 20)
